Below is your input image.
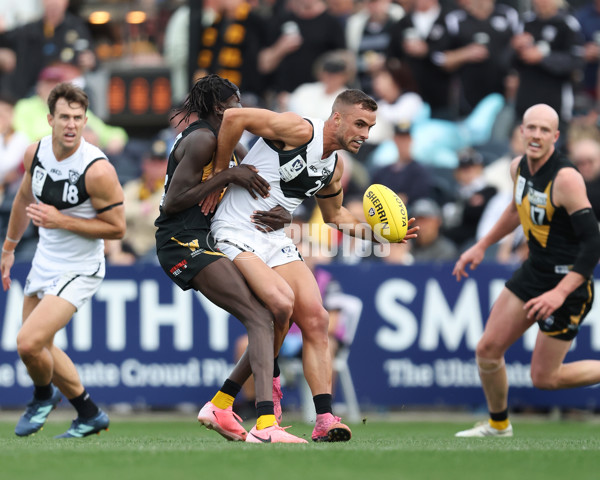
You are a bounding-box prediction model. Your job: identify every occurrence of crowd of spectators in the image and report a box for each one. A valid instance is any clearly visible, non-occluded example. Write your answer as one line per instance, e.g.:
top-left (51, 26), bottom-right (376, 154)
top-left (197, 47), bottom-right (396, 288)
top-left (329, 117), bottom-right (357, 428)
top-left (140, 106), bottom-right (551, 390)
top-left (2, 0), bottom-right (600, 268)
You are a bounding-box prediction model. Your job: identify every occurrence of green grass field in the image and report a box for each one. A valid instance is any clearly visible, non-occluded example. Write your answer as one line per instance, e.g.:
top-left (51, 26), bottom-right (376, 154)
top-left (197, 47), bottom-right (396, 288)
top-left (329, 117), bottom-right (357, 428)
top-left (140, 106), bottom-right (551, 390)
top-left (1, 413), bottom-right (599, 480)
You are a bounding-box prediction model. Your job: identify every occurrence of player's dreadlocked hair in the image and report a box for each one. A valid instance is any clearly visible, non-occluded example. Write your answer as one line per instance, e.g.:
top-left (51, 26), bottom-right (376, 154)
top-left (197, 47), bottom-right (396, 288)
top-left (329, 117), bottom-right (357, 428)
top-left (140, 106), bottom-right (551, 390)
top-left (172, 74), bottom-right (239, 126)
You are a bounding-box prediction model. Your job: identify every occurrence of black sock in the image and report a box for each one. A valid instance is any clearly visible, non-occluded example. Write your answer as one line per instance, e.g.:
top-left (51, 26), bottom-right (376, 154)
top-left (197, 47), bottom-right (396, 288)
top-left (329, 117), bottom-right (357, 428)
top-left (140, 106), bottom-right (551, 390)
top-left (256, 401), bottom-right (275, 417)
top-left (221, 379), bottom-right (242, 398)
top-left (273, 356), bottom-right (280, 378)
top-left (490, 409), bottom-right (509, 422)
top-left (69, 390), bottom-right (99, 419)
top-left (33, 383), bottom-right (53, 401)
top-left (313, 394), bottom-right (332, 415)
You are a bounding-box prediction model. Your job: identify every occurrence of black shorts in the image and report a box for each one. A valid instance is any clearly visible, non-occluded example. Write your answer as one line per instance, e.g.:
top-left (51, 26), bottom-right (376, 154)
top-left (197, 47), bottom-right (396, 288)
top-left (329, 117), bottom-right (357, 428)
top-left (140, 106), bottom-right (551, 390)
top-left (156, 230), bottom-right (227, 291)
top-left (506, 259), bottom-right (594, 341)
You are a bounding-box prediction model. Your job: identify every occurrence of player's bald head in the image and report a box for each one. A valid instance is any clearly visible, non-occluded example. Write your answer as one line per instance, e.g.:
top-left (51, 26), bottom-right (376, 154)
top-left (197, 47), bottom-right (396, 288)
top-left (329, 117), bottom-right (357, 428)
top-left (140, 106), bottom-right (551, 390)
top-left (523, 104), bottom-right (559, 131)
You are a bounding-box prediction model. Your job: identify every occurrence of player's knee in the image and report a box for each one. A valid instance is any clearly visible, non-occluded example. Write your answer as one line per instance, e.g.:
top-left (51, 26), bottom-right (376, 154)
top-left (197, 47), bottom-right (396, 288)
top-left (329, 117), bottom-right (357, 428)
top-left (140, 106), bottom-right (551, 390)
top-left (297, 305), bottom-right (329, 341)
top-left (16, 334), bottom-right (43, 362)
top-left (475, 339), bottom-right (505, 362)
top-left (531, 375), bottom-right (557, 390)
top-left (530, 367), bottom-right (558, 390)
top-left (475, 355), bottom-right (505, 375)
top-left (265, 288), bottom-right (294, 326)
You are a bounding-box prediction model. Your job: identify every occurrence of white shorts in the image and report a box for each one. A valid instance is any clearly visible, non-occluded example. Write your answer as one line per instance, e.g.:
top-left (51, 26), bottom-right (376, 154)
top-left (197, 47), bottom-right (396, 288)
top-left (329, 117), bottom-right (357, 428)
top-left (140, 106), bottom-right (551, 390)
top-left (24, 260), bottom-right (105, 310)
top-left (212, 223), bottom-right (302, 268)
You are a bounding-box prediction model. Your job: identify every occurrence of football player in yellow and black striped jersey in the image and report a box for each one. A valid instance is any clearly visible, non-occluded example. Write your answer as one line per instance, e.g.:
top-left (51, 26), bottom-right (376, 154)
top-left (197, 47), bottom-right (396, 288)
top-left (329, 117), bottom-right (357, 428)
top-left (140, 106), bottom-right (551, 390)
top-left (452, 103), bottom-right (600, 438)
top-left (155, 74), bottom-right (306, 443)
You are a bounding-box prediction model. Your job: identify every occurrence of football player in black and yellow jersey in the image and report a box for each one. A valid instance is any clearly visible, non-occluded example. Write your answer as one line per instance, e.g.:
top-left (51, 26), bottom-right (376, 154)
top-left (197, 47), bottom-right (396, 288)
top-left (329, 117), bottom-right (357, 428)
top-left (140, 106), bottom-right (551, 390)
top-left (155, 74), bottom-right (306, 443)
top-left (452, 103), bottom-right (600, 437)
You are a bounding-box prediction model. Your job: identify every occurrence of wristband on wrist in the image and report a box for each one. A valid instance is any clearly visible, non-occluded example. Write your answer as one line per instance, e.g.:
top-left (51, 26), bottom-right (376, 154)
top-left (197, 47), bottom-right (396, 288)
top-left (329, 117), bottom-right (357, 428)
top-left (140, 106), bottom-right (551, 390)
top-left (5, 236), bottom-right (20, 244)
top-left (2, 248), bottom-right (15, 254)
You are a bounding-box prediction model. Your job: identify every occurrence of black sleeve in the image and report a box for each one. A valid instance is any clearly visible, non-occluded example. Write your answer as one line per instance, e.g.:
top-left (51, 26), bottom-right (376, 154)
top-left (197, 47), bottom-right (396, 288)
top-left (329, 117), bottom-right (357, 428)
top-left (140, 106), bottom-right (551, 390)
top-left (570, 207), bottom-right (600, 278)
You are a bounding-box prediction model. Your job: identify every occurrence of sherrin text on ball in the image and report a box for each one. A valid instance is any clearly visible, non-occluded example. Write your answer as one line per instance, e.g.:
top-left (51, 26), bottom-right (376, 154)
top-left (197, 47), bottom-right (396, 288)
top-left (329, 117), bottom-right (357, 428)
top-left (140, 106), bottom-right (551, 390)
top-left (362, 184), bottom-right (408, 242)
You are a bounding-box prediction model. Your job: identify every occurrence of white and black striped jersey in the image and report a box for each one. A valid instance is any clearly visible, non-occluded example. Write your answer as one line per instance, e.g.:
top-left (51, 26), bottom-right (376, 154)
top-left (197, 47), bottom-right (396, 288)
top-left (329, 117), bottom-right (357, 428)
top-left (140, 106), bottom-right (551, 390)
top-left (212, 118), bottom-right (338, 235)
top-left (29, 135), bottom-right (106, 269)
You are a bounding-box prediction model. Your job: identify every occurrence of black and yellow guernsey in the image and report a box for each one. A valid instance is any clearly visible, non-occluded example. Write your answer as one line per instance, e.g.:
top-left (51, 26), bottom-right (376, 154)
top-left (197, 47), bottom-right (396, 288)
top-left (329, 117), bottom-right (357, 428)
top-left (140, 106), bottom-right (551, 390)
top-left (155, 119), bottom-right (239, 249)
top-left (514, 150), bottom-right (580, 274)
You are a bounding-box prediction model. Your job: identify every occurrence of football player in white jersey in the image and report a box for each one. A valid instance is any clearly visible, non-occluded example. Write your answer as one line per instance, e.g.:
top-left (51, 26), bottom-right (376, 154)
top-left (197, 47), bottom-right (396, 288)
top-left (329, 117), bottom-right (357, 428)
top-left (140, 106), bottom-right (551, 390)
top-left (1, 83), bottom-right (125, 438)
top-left (204, 90), bottom-right (418, 442)
top-left (156, 74), bottom-right (306, 444)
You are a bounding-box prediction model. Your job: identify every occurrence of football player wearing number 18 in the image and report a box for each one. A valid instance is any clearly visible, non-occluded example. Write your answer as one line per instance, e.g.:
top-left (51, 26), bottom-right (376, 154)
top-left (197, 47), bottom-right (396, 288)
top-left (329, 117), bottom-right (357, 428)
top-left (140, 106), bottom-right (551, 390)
top-left (1, 83), bottom-right (125, 438)
top-left (205, 90), bottom-right (418, 442)
top-left (452, 104), bottom-right (600, 437)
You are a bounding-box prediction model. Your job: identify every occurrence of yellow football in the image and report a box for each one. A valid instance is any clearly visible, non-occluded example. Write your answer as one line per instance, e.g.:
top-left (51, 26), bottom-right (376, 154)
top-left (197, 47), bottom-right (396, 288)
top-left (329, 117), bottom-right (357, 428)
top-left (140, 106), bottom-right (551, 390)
top-left (362, 184), bottom-right (408, 242)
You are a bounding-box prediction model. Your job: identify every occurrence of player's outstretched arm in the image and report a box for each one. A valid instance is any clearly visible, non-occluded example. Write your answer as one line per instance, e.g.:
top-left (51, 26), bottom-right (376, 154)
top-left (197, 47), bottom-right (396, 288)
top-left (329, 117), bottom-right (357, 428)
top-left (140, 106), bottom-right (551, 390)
top-left (315, 162), bottom-right (420, 242)
top-left (214, 108), bottom-right (313, 174)
top-left (453, 157), bottom-right (522, 281)
top-left (452, 201), bottom-right (520, 281)
top-left (452, 243), bottom-right (486, 282)
top-left (315, 162), bottom-right (360, 233)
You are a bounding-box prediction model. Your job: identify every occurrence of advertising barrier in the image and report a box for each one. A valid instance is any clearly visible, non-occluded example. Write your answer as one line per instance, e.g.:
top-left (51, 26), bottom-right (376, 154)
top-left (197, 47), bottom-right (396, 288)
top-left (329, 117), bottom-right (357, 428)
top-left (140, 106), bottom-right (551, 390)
top-left (1, 262), bottom-right (599, 409)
